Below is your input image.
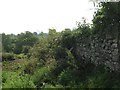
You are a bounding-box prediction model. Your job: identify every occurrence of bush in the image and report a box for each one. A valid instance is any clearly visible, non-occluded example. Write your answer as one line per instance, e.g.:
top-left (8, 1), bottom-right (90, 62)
top-left (2, 53), bottom-right (15, 61)
top-left (32, 67), bottom-right (50, 88)
top-left (23, 59), bottom-right (38, 75)
top-left (15, 54), bottom-right (27, 59)
top-left (58, 69), bottom-right (72, 87)
top-left (54, 46), bottom-right (68, 60)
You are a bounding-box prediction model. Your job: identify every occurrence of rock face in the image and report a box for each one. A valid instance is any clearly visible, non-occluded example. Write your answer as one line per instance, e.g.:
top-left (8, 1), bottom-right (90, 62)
top-left (75, 32), bottom-right (120, 71)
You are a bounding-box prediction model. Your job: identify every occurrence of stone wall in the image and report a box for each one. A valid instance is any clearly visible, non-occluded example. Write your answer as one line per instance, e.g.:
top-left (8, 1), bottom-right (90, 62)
top-left (75, 33), bottom-right (120, 71)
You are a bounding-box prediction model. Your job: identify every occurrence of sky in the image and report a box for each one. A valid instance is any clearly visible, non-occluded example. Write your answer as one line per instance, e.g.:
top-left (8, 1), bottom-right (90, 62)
top-left (0, 0), bottom-right (95, 34)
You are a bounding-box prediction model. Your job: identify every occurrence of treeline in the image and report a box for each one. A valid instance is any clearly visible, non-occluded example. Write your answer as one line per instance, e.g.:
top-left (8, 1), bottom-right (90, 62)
top-left (2, 2), bottom-right (120, 88)
top-left (1, 31), bottom-right (47, 54)
top-left (1, 32), bottom-right (48, 61)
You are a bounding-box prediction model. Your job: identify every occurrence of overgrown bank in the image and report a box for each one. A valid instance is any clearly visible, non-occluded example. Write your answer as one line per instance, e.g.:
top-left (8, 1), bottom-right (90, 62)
top-left (2, 2), bottom-right (120, 88)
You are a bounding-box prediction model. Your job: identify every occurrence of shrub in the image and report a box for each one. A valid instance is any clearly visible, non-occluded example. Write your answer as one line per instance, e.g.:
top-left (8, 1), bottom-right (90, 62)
top-left (15, 54), bottom-right (27, 59)
top-left (2, 71), bottom-right (36, 88)
top-left (54, 46), bottom-right (68, 60)
top-left (23, 60), bottom-right (38, 75)
top-left (32, 67), bottom-right (50, 88)
top-left (2, 53), bottom-right (15, 61)
top-left (58, 69), bottom-right (72, 87)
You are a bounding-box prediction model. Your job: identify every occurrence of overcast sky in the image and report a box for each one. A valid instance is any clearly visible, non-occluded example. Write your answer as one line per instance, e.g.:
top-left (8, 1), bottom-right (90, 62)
top-left (0, 0), bottom-right (95, 34)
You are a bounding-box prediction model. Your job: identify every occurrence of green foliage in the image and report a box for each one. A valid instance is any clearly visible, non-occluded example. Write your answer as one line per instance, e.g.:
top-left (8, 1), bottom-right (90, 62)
top-left (2, 33), bottom-right (14, 52)
top-left (2, 59), bottom-right (29, 73)
top-left (54, 46), bottom-right (68, 60)
top-left (32, 67), bottom-right (50, 87)
top-left (2, 53), bottom-right (27, 62)
top-left (61, 29), bottom-right (75, 49)
top-left (2, 2), bottom-right (120, 88)
top-left (58, 69), bottom-right (72, 86)
top-left (2, 71), bottom-right (35, 88)
top-left (23, 60), bottom-right (38, 75)
top-left (14, 31), bottom-right (38, 54)
top-left (29, 37), bottom-right (49, 64)
top-left (92, 2), bottom-right (120, 36)
top-left (15, 54), bottom-right (27, 59)
top-left (22, 46), bottom-right (31, 55)
top-left (2, 53), bottom-right (15, 61)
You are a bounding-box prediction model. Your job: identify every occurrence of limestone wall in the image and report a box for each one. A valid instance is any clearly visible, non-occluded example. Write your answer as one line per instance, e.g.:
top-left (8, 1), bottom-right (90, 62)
top-left (75, 33), bottom-right (120, 71)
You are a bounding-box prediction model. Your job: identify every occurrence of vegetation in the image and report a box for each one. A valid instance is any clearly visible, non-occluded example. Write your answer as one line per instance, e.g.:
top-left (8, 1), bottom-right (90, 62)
top-left (1, 2), bottom-right (120, 89)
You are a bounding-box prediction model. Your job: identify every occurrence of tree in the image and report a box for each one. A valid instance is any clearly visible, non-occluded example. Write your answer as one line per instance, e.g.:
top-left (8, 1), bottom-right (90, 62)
top-left (61, 29), bottom-right (75, 50)
top-left (92, 2), bottom-right (119, 36)
top-left (14, 31), bottom-right (38, 54)
top-left (2, 33), bottom-right (13, 52)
